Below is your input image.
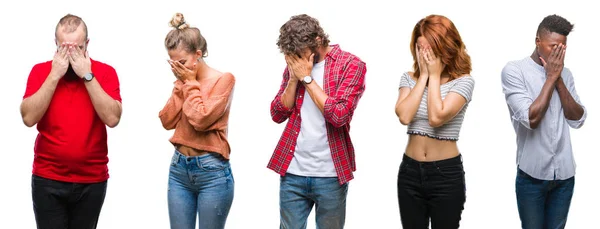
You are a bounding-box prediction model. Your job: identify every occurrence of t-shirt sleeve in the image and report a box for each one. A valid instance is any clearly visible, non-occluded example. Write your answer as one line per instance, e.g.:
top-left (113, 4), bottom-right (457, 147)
top-left (398, 72), bottom-right (411, 89)
top-left (23, 64), bottom-right (44, 99)
top-left (449, 76), bottom-right (475, 103)
top-left (99, 65), bottom-right (122, 102)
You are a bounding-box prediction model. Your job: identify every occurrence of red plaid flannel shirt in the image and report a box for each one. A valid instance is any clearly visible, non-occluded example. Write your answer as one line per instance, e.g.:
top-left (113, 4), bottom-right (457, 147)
top-left (267, 45), bottom-right (367, 184)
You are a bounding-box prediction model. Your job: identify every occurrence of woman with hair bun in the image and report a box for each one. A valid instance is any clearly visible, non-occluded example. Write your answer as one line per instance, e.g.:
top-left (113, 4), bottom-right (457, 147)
top-left (159, 12), bottom-right (236, 229)
top-left (394, 15), bottom-right (475, 229)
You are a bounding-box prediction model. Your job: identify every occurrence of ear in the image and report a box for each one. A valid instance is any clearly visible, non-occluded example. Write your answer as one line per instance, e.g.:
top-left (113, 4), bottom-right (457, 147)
top-left (196, 50), bottom-right (203, 59)
top-left (535, 36), bottom-right (540, 47)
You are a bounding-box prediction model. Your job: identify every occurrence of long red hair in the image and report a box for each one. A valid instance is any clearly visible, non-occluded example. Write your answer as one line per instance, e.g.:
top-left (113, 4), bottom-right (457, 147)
top-left (410, 15), bottom-right (471, 80)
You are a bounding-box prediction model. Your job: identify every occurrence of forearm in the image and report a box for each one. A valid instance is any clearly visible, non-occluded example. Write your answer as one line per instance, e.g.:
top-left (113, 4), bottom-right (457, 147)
top-left (305, 82), bottom-right (328, 113)
top-left (84, 78), bottom-right (122, 127)
top-left (396, 78), bottom-right (427, 125)
top-left (555, 79), bottom-right (584, 120)
top-left (427, 76), bottom-right (445, 126)
top-left (528, 79), bottom-right (556, 128)
top-left (281, 80), bottom-right (299, 109)
top-left (20, 75), bottom-right (60, 127)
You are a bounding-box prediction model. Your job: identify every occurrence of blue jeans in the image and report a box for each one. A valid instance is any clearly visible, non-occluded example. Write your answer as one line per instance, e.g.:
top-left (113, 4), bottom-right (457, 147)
top-left (516, 168), bottom-right (575, 229)
top-left (279, 173), bottom-right (348, 229)
top-left (168, 150), bottom-right (234, 229)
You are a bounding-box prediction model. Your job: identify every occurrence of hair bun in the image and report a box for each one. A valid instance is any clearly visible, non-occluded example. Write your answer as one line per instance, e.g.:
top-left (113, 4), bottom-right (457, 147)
top-left (169, 13), bottom-right (189, 30)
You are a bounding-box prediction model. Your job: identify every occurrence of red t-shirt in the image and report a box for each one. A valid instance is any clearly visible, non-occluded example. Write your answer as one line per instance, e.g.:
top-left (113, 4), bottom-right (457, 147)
top-left (23, 59), bottom-right (122, 183)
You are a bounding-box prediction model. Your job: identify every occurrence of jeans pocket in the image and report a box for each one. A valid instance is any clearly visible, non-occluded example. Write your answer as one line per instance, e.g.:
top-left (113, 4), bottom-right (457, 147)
top-left (199, 158), bottom-right (228, 172)
top-left (436, 164), bottom-right (464, 180)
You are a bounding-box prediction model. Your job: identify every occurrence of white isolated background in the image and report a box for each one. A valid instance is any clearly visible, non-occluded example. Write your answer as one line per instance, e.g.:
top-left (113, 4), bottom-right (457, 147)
top-left (0, 0), bottom-right (597, 228)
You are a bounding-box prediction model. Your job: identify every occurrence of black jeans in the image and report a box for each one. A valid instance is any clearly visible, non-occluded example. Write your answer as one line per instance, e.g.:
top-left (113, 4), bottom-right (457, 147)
top-left (397, 154), bottom-right (466, 229)
top-left (31, 175), bottom-right (107, 229)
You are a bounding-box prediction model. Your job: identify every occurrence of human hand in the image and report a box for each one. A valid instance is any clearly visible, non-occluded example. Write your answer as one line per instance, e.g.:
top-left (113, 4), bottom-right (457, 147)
top-left (423, 47), bottom-right (444, 78)
top-left (67, 43), bottom-right (92, 78)
top-left (416, 44), bottom-right (429, 80)
top-left (285, 53), bottom-right (314, 81)
top-left (540, 43), bottom-right (565, 82)
top-left (169, 60), bottom-right (197, 82)
top-left (50, 43), bottom-right (70, 80)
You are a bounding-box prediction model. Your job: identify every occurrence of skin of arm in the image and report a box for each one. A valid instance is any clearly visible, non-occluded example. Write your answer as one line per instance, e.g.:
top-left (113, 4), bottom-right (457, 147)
top-left (83, 78), bottom-right (122, 128)
top-left (287, 52), bottom-right (366, 128)
top-left (422, 47), bottom-right (468, 127)
top-left (270, 67), bottom-right (296, 124)
top-left (281, 67), bottom-right (299, 110)
top-left (528, 44), bottom-right (567, 129)
top-left (396, 46), bottom-right (430, 125)
top-left (21, 45), bottom-right (70, 127)
top-left (395, 73), bottom-right (428, 125)
top-left (555, 75), bottom-right (584, 120)
top-left (20, 74), bottom-right (61, 127)
top-left (70, 46), bottom-right (122, 128)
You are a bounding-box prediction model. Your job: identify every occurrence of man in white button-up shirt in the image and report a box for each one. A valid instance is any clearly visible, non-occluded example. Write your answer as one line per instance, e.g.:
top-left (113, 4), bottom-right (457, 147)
top-left (501, 14), bottom-right (587, 229)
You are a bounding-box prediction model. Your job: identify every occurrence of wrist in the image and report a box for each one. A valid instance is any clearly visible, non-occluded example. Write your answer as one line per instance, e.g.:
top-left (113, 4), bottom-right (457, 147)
top-left (184, 78), bottom-right (197, 84)
top-left (49, 72), bottom-right (62, 82)
top-left (428, 74), bottom-right (441, 80)
top-left (547, 74), bottom-right (559, 81)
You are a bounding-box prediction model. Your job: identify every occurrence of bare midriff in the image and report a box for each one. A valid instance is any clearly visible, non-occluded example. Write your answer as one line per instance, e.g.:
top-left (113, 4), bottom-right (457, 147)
top-left (176, 144), bottom-right (210, 157)
top-left (404, 134), bottom-right (459, 162)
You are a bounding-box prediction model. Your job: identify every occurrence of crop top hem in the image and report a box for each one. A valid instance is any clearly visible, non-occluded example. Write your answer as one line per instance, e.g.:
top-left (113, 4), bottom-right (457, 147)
top-left (407, 130), bottom-right (459, 141)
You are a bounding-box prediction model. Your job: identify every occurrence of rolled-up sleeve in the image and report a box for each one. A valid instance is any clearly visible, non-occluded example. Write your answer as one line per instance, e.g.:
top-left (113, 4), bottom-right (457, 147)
top-left (501, 62), bottom-right (533, 130)
top-left (323, 59), bottom-right (366, 128)
top-left (563, 69), bottom-right (587, 129)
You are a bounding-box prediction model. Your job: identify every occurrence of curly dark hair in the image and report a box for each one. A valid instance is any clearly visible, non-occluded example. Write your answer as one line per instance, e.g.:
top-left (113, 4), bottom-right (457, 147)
top-left (537, 14), bottom-right (574, 37)
top-left (276, 14), bottom-right (330, 56)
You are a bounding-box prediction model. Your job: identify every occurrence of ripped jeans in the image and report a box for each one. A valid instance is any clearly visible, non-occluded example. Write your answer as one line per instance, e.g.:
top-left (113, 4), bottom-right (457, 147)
top-left (168, 150), bottom-right (235, 229)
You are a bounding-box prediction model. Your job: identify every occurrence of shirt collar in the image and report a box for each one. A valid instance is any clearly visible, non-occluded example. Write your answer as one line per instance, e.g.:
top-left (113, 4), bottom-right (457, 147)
top-left (325, 44), bottom-right (341, 61)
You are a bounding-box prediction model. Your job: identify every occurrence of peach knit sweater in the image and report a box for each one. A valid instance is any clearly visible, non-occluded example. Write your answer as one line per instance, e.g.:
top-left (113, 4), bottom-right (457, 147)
top-left (159, 73), bottom-right (235, 159)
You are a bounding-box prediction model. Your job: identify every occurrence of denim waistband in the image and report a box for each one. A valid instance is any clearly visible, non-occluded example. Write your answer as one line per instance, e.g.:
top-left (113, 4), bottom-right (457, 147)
top-left (402, 154), bottom-right (462, 167)
top-left (171, 149), bottom-right (226, 165)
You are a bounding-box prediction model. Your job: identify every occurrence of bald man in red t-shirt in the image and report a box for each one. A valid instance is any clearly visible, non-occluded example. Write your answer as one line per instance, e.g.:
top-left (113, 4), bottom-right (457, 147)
top-left (20, 14), bottom-right (122, 229)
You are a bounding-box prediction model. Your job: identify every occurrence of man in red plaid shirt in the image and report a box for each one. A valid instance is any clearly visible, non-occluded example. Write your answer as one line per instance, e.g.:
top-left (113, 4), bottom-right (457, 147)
top-left (267, 14), bottom-right (367, 229)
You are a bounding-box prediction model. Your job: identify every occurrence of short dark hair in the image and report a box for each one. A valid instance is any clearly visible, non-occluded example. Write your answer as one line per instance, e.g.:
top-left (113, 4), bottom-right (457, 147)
top-left (276, 14), bottom-right (330, 56)
top-left (55, 14), bottom-right (88, 40)
top-left (537, 14), bottom-right (574, 37)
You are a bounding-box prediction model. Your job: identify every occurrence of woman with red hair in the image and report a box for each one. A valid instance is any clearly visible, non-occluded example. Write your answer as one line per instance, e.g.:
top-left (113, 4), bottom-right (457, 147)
top-left (394, 15), bottom-right (475, 228)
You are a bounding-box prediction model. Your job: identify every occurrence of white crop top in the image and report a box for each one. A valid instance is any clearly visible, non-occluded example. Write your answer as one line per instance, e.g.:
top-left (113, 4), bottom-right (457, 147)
top-left (398, 72), bottom-right (475, 141)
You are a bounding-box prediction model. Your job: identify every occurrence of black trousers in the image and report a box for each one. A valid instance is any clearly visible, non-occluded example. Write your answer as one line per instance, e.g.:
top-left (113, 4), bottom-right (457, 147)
top-left (31, 175), bottom-right (107, 229)
top-left (397, 154), bottom-right (466, 229)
